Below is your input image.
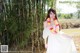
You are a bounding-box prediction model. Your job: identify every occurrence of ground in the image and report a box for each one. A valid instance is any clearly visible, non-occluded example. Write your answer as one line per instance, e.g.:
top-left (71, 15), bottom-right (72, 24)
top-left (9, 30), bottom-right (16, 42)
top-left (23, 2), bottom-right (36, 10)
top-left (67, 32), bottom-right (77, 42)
top-left (61, 28), bottom-right (80, 53)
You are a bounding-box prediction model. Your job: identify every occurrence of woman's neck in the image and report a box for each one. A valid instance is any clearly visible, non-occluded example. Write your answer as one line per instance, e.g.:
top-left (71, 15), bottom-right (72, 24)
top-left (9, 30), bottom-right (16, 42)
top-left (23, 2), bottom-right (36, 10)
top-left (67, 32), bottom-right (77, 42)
top-left (51, 19), bottom-right (53, 22)
top-left (51, 19), bottom-right (57, 25)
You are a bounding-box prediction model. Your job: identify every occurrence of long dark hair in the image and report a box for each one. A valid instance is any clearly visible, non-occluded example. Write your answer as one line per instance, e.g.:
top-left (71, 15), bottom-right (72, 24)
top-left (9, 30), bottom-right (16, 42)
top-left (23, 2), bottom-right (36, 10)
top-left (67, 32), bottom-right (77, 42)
top-left (45, 8), bottom-right (61, 30)
top-left (45, 8), bottom-right (58, 21)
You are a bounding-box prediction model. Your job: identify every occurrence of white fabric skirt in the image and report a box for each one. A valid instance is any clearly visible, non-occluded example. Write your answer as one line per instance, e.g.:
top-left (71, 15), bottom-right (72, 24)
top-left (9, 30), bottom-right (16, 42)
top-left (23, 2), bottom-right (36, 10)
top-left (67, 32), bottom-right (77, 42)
top-left (43, 28), bottom-right (77, 53)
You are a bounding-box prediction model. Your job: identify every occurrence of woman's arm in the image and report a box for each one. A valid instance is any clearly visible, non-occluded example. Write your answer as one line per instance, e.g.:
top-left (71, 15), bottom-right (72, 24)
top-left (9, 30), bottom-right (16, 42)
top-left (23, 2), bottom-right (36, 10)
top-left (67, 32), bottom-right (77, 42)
top-left (54, 20), bottom-right (60, 33)
top-left (43, 21), bottom-right (48, 48)
top-left (43, 21), bottom-right (47, 28)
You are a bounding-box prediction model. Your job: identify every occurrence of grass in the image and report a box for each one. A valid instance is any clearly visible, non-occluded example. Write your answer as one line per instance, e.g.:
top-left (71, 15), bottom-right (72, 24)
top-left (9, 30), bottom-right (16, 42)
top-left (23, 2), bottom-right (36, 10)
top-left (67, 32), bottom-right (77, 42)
top-left (61, 28), bottom-right (80, 36)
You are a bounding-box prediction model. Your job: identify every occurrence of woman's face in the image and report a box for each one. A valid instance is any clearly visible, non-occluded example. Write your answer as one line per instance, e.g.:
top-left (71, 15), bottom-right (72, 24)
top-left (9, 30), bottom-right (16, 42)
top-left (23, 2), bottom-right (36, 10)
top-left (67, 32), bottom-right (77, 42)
top-left (49, 11), bottom-right (55, 19)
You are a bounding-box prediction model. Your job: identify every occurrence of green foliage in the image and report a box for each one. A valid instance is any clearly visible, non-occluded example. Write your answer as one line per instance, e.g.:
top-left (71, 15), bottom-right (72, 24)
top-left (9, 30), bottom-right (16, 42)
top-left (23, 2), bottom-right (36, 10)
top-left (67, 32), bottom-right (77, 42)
top-left (58, 13), bottom-right (73, 19)
top-left (0, 0), bottom-right (56, 51)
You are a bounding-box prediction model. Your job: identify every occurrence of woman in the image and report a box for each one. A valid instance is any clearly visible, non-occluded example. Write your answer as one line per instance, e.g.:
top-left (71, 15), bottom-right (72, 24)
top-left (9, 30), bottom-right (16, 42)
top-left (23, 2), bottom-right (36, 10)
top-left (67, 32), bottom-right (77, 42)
top-left (43, 8), bottom-right (77, 53)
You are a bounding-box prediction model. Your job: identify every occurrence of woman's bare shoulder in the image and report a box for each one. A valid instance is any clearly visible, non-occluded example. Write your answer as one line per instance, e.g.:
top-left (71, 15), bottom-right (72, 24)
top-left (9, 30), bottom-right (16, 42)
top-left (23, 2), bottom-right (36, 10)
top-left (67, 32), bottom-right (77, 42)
top-left (43, 21), bottom-right (47, 28)
top-left (43, 21), bottom-right (47, 24)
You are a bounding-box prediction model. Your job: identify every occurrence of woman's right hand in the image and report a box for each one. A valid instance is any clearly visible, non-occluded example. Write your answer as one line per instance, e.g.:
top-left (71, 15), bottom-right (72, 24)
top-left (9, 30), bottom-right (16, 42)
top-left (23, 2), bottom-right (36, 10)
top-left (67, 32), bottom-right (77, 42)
top-left (45, 44), bottom-right (48, 49)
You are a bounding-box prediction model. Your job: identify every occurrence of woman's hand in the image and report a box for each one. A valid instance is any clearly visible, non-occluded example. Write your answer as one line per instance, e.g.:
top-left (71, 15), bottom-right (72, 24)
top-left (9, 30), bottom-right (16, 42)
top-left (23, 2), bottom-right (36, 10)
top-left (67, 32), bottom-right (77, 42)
top-left (44, 38), bottom-right (48, 49)
top-left (45, 44), bottom-right (48, 49)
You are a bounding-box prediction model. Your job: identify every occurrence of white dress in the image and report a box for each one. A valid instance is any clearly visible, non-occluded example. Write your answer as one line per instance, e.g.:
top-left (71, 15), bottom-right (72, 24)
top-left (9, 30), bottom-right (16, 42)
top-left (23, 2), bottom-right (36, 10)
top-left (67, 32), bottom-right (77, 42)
top-left (43, 28), bottom-right (77, 53)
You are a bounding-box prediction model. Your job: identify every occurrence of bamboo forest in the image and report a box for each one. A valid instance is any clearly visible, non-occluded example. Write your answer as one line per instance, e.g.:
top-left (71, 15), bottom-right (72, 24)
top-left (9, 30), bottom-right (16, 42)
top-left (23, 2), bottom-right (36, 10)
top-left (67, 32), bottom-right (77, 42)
top-left (0, 0), bottom-right (80, 53)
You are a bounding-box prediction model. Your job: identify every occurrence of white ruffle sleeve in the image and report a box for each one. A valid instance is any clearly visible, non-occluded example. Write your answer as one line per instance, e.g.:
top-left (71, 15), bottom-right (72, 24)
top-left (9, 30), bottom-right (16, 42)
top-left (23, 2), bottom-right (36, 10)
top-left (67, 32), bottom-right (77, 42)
top-left (43, 28), bottom-right (50, 39)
